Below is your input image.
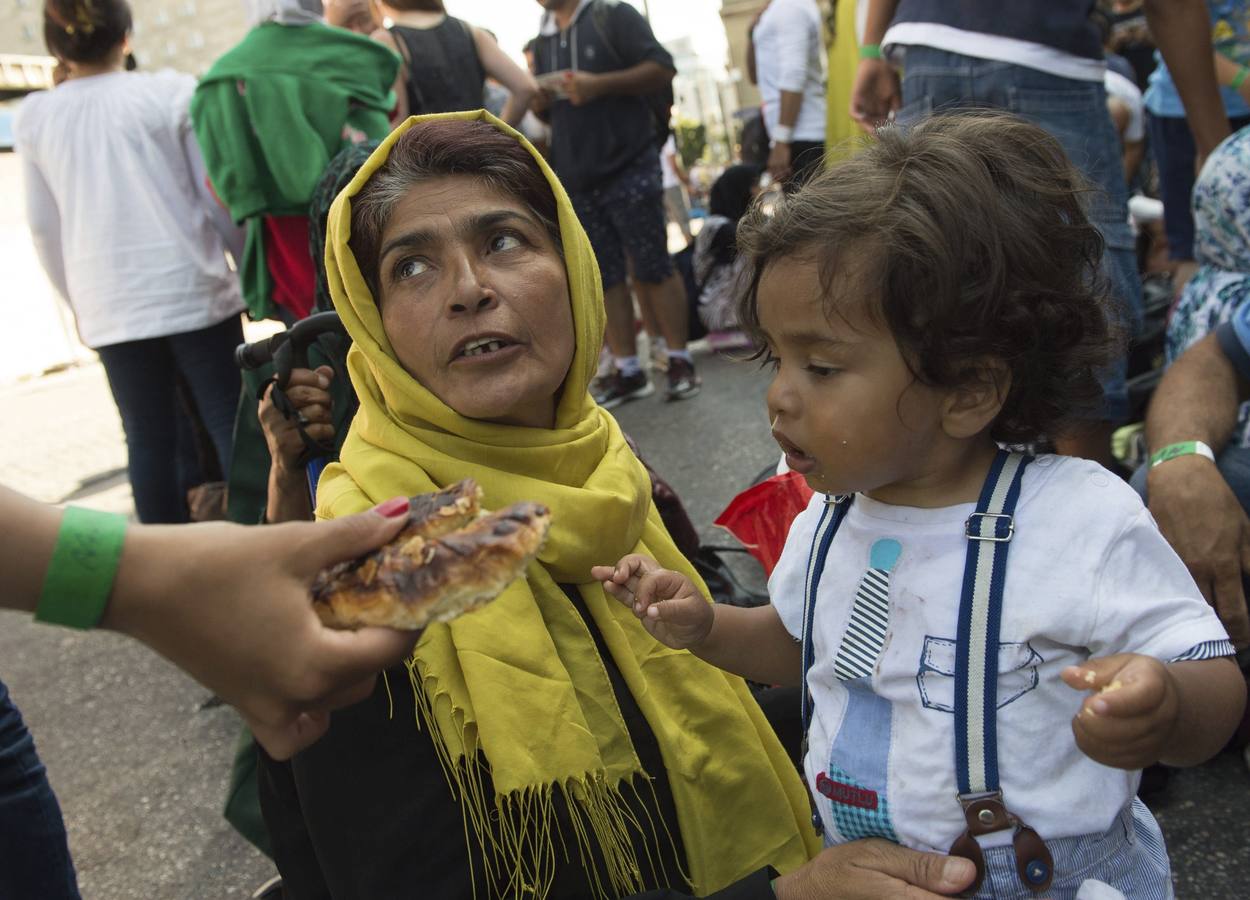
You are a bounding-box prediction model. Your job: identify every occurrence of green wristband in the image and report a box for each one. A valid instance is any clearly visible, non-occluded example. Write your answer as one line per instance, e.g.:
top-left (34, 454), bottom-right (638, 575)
top-left (859, 43), bottom-right (884, 60)
top-left (35, 506), bottom-right (129, 629)
top-left (1232, 66), bottom-right (1250, 91)
top-left (1149, 440), bottom-right (1216, 468)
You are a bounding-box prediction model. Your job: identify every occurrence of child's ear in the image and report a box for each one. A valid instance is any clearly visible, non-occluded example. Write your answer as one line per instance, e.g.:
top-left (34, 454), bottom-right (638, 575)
top-left (942, 360), bottom-right (1010, 439)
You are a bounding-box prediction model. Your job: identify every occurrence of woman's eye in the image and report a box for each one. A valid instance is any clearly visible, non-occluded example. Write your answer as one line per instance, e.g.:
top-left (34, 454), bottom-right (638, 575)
top-left (489, 232), bottom-right (522, 253)
top-left (395, 258), bottom-right (430, 280)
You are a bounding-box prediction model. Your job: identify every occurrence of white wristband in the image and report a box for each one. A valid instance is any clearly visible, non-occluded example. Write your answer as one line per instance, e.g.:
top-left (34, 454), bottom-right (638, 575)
top-left (771, 124), bottom-right (795, 144)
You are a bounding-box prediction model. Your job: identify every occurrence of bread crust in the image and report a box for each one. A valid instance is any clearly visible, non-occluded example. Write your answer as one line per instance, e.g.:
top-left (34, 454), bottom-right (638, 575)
top-left (311, 481), bottom-right (550, 630)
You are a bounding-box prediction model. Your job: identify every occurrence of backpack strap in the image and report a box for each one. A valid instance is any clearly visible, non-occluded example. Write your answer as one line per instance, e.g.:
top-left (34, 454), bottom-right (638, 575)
top-left (948, 449), bottom-right (1054, 895)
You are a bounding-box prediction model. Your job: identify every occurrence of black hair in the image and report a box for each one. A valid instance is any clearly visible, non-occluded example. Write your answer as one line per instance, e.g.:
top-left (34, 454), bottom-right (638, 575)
top-left (44, 0), bottom-right (131, 64)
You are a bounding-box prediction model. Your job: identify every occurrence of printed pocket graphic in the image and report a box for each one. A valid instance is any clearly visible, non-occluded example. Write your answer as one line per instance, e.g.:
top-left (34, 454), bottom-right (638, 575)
top-left (915, 637), bottom-right (1042, 714)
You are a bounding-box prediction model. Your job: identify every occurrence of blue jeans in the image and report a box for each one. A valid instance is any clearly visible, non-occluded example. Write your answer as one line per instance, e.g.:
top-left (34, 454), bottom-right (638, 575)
top-left (95, 315), bottom-right (244, 524)
top-left (897, 47), bottom-right (1141, 424)
top-left (0, 678), bottom-right (80, 899)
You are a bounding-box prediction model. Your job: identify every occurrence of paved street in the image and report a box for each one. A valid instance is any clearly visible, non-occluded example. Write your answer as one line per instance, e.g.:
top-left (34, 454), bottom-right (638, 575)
top-left (1, 346), bottom-right (1247, 898)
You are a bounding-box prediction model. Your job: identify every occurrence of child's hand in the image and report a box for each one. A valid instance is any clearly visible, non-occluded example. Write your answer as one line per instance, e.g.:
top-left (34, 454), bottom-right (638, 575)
top-left (1060, 654), bottom-right (1180, 770)
top-left (591, 555), bottom-right (714, 650)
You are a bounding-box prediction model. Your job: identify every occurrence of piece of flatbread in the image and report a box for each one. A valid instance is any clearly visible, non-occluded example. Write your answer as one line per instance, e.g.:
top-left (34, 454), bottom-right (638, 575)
top-left (311, 480), bottom-right (550, 630)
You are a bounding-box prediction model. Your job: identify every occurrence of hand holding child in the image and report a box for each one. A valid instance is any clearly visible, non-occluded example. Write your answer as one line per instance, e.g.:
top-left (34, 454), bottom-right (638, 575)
top-left (1060, 654), bottom-right (1180, 770)
top-left (591, 555), bottom-right (714, 650)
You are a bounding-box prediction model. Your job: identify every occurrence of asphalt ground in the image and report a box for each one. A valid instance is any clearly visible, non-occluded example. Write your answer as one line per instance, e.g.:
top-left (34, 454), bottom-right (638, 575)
top-left (1, 347), bottom-right (1247, 898)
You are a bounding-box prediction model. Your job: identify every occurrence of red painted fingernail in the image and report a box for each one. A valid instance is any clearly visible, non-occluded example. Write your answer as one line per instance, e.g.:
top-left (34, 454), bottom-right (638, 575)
top-left (374, 497), bottom-right (409, 518)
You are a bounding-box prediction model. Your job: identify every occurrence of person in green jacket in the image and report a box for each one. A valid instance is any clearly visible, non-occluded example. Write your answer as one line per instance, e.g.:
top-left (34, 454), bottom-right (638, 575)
top-left (191, 0), bottom-right (398, 322)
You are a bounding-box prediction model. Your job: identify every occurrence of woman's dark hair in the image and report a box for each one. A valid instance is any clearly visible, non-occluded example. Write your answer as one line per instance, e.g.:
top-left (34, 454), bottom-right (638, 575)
top-left (709, 164), bottom-right (762, 222)
top-left (44, 0), bottom-right (132, 64)
top-left (350, 119), bottom-right (562, 297)
top-left (737, 112), bottom-right (1121, 444)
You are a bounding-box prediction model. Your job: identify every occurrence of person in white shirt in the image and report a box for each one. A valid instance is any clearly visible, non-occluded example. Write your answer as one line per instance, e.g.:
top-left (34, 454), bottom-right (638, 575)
top-left (596, 114), bottom-right (1245, 898)
top-left (1105, 66), bottom-right (1147, 184)
top-left (17, 0), bottom-right (246, 524)
top-left (660, 134), bottom-right (693, 244)
top-left (748, 0), bottom-right (827, 188)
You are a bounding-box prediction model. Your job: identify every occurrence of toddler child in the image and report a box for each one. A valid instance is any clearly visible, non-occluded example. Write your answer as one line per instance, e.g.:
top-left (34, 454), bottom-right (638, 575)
top-left (593, 114), bottom-right (1245, 900)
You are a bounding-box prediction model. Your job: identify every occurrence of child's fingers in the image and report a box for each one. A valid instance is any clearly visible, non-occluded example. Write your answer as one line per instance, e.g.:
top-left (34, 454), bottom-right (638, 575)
top-left (590, 564), bottom-right (617, 583)
top-left (612, 554), bottom-right (660, 584)
top-left (1079, 671), bottom-right (1164, 720)
top-left (1061, 655), bottom-right (1132, 694)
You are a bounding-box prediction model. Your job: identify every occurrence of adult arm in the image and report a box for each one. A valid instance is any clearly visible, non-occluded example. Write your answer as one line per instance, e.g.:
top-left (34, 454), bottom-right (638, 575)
top-left (258, 367), bottom-right (335, 524)
top-left (472, 26), bottom-right (538, 128)
top-left (0, 483), bottom-right (418, 759)
top-left (848, 0), bottom-right (902, 130)
top-left (628, 840), bottom-right (975, 898)
top-left (1145, 331), bottom-right (1250, 647)
top-left (1215, 51), bottom-right (1250, 105)
top-left (1143, 0), bottom-right (1231, 159)
top-left (763, 1), bottom-right (821, 180)
top-left (372, 28), bottom-right (409, 122)
top-left (21, 156), bottom-right (70, 304)
top-left (562, 2), bottom-right (674, 105)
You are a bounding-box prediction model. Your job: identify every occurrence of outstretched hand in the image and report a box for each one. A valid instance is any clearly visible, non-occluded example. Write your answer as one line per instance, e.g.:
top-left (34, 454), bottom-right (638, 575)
top-left (1060, 654), bottom-right (1180, 770)
top-left (591, 554), bottom-right (714, 650)
top-left (106, 499), bottom-right (421, 760)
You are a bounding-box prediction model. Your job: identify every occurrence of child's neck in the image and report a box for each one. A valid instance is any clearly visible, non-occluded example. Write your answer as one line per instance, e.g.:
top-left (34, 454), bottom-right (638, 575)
top-left (863, 437), bottom-right (1002, 509)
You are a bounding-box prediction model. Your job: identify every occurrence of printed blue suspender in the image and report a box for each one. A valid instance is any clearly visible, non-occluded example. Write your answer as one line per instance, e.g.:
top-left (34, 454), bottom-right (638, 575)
top-left (800, 449), bottom-right (1053, 895)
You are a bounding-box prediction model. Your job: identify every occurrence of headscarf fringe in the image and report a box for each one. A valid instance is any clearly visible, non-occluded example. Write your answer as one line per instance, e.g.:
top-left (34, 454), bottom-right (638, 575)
top-left (407, 659), bottom-right (684, 899)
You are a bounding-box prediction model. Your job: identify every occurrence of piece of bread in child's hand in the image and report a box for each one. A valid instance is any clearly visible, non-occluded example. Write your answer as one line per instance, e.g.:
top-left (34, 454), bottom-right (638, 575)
top-left (310, 479), bottom-right (550, 630)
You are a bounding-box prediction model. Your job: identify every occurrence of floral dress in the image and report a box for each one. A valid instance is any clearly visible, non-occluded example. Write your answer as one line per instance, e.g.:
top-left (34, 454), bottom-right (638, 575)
top-left (1166, 124), bottom-right (1250, 445)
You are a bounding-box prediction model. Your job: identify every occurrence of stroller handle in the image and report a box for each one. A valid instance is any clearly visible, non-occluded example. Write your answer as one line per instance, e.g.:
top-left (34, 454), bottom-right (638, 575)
top-left (233, 311), bottom-right (347, 381)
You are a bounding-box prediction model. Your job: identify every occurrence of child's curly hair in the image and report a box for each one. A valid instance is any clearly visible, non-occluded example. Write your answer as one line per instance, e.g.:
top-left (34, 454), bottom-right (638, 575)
top-left (737, 112), bottom-right (1123, 444)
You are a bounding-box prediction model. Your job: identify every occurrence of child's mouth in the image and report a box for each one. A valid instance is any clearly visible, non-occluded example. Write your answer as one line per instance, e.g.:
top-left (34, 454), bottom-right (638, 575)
top-left (773, 431), bottom-right (817, 475)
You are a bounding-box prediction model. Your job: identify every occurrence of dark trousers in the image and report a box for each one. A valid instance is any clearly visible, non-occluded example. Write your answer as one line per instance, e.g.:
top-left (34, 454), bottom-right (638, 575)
top-left (95, 315), bottom-right (244, 524)
top-left (0, 678), bottom-right (80, 899)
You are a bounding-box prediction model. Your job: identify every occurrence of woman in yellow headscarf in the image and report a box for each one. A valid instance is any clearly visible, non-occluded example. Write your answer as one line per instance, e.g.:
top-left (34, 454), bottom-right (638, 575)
top-left (254, 109), bottom-right (813, 899)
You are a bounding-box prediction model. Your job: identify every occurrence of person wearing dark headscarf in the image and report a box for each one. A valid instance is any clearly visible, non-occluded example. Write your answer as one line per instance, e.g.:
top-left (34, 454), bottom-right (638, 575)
top-left (693, 164), bottom-right (762, 347)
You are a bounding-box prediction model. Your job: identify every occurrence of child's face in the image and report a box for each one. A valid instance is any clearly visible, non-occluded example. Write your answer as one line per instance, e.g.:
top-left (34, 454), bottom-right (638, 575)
top-left (759, 255), bottom-right (957, 506)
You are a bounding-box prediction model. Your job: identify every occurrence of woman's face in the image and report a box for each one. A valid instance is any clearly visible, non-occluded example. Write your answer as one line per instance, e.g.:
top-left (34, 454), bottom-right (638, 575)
top-left (375, 176), bottom-right (575, 429)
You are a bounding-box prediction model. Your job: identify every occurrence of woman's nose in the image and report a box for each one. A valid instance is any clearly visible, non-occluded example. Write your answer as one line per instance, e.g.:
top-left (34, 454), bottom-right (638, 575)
top-left (446, 254), bottom-right (498, 315)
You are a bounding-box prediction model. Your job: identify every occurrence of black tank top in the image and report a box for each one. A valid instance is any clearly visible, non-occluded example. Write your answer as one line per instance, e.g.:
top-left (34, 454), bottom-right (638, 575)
top-left (390, 17), bottom-right (486, 116)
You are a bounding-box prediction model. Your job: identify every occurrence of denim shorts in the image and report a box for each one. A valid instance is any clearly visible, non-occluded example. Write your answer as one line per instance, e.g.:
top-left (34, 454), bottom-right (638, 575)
top-left (570, 148), bottom-right (674, 290)
top-left (897, 47), bottom-right (1139, 424)
top-left (974, 799), bottom-right (1172, 900)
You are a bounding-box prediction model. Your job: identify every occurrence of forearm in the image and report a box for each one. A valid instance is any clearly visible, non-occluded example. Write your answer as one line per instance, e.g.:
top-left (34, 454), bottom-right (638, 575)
top-left (1215, 52), bottom-right (1250, 103)
top-left (1145, 0), bottom-right (1230, 155)
top-left (0, 485), bottom-right (66, 613)
top-left (692, 604), bottom-right (802, 686)
top-left (500, 91), bottom-right (534, 129)
top-left (863, 0), bottom-right (901, 45)
top-left (777, 90), bottom-right (803, 131)
top-left (1160, 657), bottom-right (1246, 765)
top-left (594, 61), bottom-right (673, 98)
top-left (1123, 141), bottom-right (1145, 183)
top-left (266, 465), bottom-right (314, 523)
top-left (1145, 333), bottom-right (1244, 454)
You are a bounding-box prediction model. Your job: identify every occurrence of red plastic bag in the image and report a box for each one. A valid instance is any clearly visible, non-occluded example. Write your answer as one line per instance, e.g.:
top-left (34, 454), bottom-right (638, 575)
top-left (714, 471), bottom-right (815, 576)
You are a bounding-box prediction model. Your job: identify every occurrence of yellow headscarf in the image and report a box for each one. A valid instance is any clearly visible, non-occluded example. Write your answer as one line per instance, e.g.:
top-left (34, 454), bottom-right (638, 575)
top-left (317, 110), bottom-right (818, 897)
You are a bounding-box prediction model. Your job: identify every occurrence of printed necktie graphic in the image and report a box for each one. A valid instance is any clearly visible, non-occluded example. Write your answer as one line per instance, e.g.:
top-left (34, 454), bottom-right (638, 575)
top-left (832, 538), bottom-right (900, 681)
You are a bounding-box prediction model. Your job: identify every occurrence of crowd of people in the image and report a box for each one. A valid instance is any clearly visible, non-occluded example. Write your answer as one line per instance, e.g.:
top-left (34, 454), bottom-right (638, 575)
top-left (6, 0), bottom-right (1250, 898)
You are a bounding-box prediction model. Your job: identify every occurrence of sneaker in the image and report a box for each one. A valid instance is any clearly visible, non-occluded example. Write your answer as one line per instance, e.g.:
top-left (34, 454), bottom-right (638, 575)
top-left (665, 357), bottom-right (702, 402)
top-left (594, 370), bottom-right (654, 409)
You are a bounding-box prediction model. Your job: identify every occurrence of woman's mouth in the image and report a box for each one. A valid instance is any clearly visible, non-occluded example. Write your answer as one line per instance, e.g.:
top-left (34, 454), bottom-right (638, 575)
top-left (453, 337), bottom-right (522, 364)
